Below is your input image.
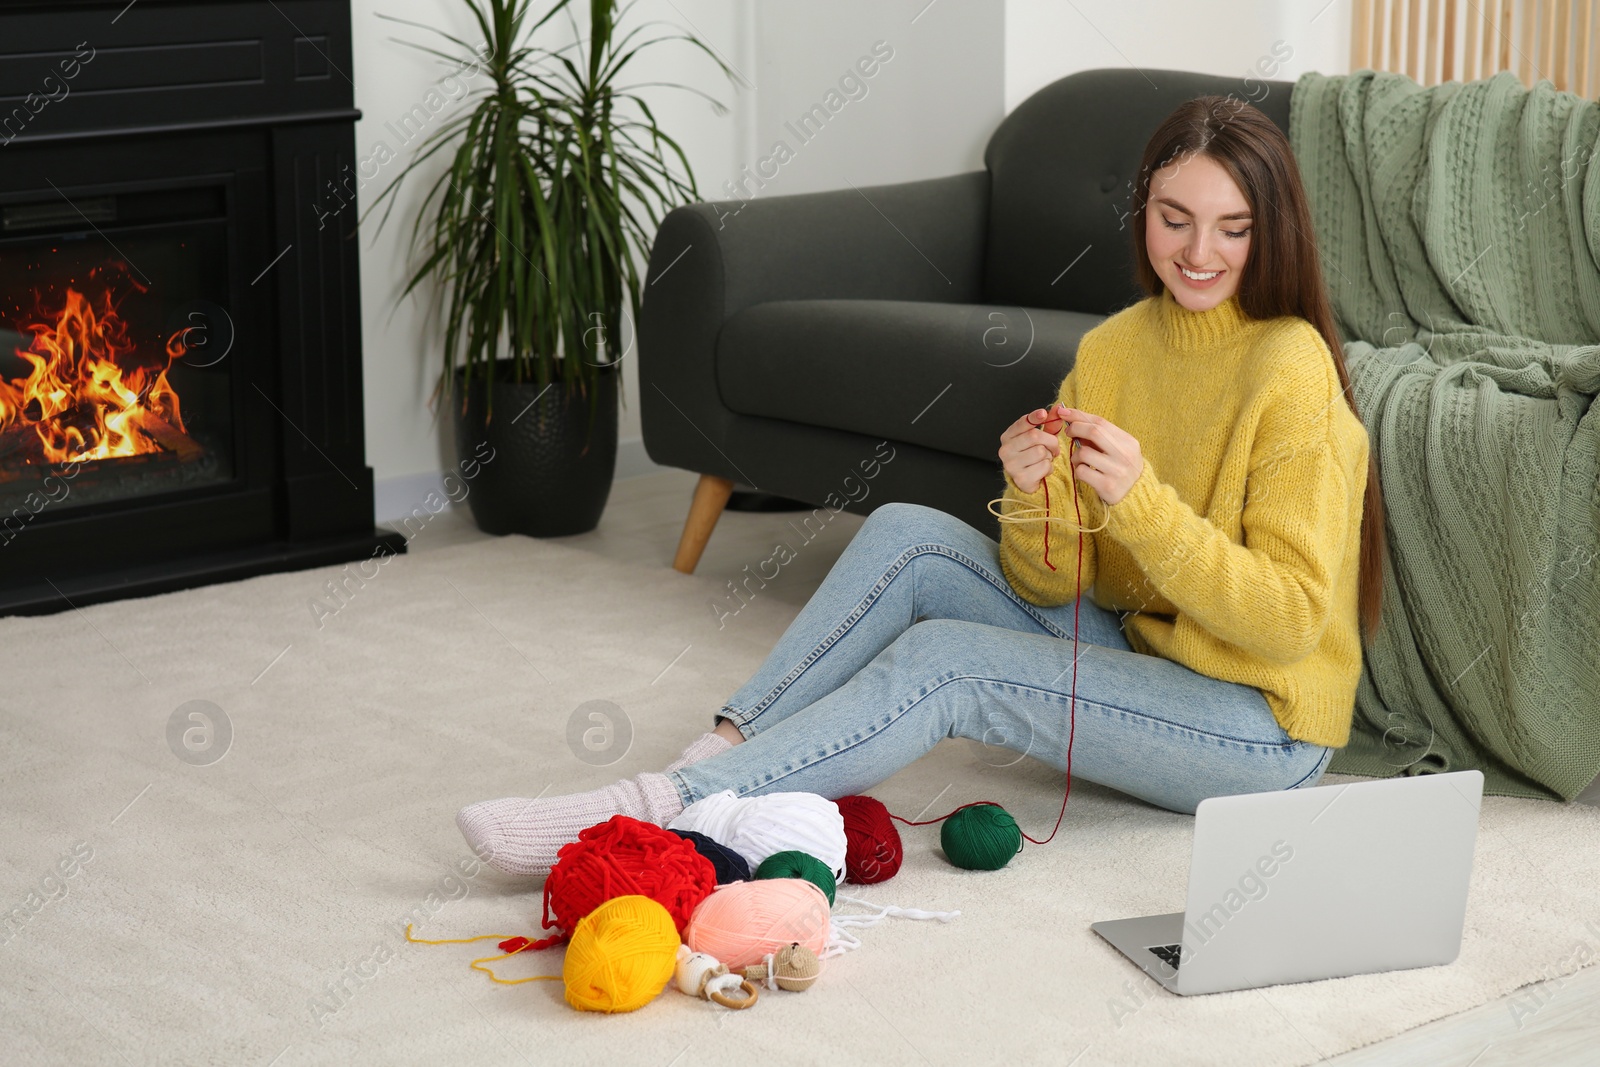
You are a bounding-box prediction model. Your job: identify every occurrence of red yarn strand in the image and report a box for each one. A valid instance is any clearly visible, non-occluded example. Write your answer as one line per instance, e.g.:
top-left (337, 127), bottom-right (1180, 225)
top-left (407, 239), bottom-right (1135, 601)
top-left (1042, 478), bottom-right (1057, 572)
top-left (889, 468), bottom-right (1085, 847)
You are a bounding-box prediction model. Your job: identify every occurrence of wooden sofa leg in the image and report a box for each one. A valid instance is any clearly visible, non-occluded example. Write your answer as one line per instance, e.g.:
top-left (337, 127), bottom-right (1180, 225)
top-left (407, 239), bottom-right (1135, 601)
top-left (673, 474), bottom-right (735, 574)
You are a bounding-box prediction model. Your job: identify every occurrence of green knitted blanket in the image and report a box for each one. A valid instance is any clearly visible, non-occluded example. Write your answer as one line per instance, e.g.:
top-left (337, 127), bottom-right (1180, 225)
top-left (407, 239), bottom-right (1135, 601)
top-left (1288, 70), bottom-right (1600, 801)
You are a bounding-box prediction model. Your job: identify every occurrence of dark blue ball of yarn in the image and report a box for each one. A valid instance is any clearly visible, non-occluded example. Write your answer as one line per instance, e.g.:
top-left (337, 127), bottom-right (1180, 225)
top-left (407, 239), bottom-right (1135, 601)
top-left (671, 829), bottom-right (750, 884)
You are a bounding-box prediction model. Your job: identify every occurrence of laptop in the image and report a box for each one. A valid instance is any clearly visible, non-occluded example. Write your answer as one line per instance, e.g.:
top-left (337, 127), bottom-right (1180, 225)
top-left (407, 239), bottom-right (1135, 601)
top-left (1091, 769), bottom-right (1484, 996)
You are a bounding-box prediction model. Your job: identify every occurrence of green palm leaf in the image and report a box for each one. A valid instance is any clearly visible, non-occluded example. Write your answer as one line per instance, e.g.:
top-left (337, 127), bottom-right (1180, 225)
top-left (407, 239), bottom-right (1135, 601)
top-left (364, 0), bottom-right (733, 424)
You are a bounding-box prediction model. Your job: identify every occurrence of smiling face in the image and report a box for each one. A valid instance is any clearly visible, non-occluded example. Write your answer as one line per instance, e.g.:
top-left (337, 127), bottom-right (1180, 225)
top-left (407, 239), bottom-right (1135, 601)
top-left (1144, 151), bottom-right (1253, 311)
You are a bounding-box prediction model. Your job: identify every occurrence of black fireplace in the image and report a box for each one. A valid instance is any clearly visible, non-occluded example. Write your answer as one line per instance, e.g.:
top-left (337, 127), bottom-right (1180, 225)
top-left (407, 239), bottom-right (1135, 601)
top-left (0, 0), bottom-right (403, 615)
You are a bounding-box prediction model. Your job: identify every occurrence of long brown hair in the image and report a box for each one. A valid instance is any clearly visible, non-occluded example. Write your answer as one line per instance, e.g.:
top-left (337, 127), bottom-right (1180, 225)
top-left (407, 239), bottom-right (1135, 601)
top-left (1128, 93), bottom-right (1388, 643)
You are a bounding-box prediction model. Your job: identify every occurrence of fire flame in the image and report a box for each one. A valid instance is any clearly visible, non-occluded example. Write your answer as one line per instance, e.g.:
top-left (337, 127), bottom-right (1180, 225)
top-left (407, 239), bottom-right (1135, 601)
top-left (0, 285), bottom-right (189, 466)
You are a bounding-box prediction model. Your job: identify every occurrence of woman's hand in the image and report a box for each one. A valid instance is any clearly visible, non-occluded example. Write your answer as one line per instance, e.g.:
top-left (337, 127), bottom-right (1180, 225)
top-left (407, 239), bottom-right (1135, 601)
top-left (1060, 406), bottom-right (1142, 506)
top-left (1000, 402), bottom-right (1144, 504)
top-left (999, 402), bottom-right (1067, 494)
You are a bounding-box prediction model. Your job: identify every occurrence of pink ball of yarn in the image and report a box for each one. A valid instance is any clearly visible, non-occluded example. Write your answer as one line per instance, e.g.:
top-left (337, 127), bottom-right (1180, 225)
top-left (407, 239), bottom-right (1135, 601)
top-left (684, 878), bottom-right (831, 972)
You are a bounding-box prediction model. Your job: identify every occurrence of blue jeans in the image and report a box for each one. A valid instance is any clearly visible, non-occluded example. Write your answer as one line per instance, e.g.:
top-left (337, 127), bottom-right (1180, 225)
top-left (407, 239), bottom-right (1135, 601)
top-left (667, 502), bottom-right (1334, 816)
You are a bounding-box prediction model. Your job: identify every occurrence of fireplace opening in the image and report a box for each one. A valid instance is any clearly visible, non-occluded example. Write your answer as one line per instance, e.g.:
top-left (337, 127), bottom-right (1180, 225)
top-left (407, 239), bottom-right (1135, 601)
top-left (0, 186), bottom-right (236, 515)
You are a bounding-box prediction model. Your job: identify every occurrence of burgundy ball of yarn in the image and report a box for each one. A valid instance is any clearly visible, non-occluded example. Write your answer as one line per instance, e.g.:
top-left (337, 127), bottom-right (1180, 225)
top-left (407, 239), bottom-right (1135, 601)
top-left (834, 795), bottom-right (903, 884)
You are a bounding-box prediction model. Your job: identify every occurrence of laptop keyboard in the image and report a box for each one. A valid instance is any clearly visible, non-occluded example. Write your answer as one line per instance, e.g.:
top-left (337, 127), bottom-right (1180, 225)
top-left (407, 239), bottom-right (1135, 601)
top-left (1148, 944), bottom-right (1182, 970)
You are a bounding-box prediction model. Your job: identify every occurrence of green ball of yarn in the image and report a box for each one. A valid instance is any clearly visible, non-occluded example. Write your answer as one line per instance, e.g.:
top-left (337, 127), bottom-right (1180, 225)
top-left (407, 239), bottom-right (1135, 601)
top-left (941, 803), bottom-right (1022, 871)
top-left (754, 850), bottom-right (837, 904)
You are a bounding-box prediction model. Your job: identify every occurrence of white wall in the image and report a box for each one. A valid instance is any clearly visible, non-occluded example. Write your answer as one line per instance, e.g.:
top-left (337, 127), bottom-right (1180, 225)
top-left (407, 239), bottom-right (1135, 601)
top-left (1004, 0), bottom-right (1350, 114)
top-left (742, 1), bottom-right (1003, 196)
top-left (351, 1), bottom-right (1345, 521)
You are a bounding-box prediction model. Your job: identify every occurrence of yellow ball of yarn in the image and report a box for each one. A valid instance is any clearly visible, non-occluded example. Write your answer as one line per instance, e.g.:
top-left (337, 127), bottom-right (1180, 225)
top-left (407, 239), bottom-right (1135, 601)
top-left (561, 894), bottom-right (680, 1013)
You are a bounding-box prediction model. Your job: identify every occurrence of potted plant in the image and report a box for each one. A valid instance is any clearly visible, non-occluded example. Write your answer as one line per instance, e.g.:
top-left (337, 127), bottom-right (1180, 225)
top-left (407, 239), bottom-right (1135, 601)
top-left (370, 0), bottom-right (732, 536)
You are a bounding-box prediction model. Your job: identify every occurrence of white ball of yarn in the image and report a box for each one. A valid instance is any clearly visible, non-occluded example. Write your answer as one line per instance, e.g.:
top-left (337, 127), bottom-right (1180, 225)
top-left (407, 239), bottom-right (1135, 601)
top-left (668, 790), bottom-right (847, 881)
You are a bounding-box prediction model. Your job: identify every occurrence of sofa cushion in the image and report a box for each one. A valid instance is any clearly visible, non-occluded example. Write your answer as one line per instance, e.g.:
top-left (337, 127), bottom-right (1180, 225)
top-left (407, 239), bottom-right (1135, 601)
top-left (982, 68), bottom-right (1292, 318)
top-left (715, 299), bottom-right (1102, 464)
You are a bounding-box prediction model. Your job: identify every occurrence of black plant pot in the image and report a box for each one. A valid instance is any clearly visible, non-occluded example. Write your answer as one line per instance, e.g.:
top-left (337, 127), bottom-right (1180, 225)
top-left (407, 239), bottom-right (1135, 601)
top-left (450, 363), bottom-right (618, 537)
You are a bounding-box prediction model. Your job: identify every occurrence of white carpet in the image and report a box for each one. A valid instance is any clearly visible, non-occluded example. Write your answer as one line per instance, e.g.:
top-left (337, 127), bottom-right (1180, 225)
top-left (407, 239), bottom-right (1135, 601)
top-left (3, 533), bottom-right (1598, 1066)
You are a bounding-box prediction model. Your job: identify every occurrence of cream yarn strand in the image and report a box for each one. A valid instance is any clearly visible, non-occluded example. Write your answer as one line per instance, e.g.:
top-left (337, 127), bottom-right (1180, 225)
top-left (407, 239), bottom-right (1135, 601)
top-left (986, 479), bottom-right (1111, 535)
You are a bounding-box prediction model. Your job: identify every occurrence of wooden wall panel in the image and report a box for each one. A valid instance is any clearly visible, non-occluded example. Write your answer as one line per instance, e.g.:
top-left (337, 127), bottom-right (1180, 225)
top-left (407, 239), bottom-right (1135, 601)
top-left (1352, 0), bottom-right (1598, 96)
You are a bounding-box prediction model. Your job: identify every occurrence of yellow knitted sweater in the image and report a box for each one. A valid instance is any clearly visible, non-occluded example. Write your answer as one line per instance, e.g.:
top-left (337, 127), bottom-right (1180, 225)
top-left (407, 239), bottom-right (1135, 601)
top-left (998, 288), bottom-right (1370, 748)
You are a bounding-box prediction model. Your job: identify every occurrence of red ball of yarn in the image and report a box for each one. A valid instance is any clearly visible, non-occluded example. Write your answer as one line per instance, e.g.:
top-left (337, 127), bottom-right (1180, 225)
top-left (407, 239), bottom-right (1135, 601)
top-left (835, 795), bottom-right (903, 884)
top-left (530, 814), bottom-right (716, 951)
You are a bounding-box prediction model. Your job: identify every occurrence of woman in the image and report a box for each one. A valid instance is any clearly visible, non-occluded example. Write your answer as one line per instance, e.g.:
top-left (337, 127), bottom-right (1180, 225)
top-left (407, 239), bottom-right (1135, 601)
top-left (457, 94), bottom-right (1388, 877)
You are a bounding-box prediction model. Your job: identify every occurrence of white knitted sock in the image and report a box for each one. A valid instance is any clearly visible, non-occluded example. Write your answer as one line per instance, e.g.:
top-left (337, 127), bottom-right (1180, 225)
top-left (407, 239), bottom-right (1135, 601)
top-left (456, 771), bottom-right (685, 877)
top-left (663, 730), bottom-right (734, 773)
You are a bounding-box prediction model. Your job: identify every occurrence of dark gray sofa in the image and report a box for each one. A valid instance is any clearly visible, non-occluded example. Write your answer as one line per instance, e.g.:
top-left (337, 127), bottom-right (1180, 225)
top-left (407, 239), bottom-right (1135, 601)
top-left (638, 68), bottom-right (1293, 572)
